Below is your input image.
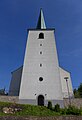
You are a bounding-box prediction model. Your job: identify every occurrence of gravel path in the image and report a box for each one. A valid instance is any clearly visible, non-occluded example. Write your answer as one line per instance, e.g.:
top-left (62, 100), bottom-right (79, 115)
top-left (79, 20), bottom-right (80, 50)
top-left (0, 116), bottom-right (82, 120)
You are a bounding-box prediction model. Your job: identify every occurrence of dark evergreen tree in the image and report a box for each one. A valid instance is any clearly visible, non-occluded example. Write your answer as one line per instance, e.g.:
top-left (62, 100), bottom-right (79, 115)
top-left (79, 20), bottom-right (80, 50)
top-left (78, 83), bottom-right (82, 98)
top-left (47, 101), bottom-right (52, 110)
top-left (73, 88), bottom-right (80, 98)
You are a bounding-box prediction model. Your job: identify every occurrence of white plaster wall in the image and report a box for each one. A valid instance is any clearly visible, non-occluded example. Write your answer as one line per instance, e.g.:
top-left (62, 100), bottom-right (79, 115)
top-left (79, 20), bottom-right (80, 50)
top-left (59, 67), bottom-right (73, 98)
top-left (9, 67), bottom-right (22, 96)
top-left (19, 30), bottom-right (63, 101)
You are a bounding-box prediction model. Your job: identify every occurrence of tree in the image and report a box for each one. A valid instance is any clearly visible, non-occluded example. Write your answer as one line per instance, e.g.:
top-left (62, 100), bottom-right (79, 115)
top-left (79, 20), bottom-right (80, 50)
top-left (0, 88), bottom-right (5, 95)
top-left (47, 101), bottom-right (52, 110)
top-left (73, 89), bottom-right (80, 98)
top-left (54, 104), bottom-right (60, 112)
top-left (78, 83), bottom-right (82, 98)
top-left (73, 83), bottom-right (82, 98)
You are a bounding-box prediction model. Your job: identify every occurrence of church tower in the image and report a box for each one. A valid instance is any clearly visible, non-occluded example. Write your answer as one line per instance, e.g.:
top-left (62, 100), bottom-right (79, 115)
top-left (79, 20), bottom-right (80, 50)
top-left (19, 9), bottom-right (64, 107)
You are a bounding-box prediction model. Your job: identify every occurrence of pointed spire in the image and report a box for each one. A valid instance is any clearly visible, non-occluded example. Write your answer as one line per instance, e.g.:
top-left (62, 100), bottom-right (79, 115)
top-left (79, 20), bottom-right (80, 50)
top-left (36, 9), bottom-right (46, 29)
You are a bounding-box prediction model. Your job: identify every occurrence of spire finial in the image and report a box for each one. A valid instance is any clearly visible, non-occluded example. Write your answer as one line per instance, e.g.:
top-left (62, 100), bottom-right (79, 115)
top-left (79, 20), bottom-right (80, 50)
top-left (36, 9), bottom-right (46, 29)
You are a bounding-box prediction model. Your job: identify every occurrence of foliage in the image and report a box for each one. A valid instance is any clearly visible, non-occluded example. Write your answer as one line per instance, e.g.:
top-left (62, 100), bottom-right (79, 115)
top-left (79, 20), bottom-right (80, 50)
top-left (0, 89), bottom-right (5, 95)
top-left (78, 83), bottom-right (82, 98)
top-left (47, 101), bottom-right (52, 110)
top-left (54, 104), bottom-right (60, 112)
top-left (60, 108), bottom-right (67, 115)
top-left (74, 83), bottom-right (82, 98)
top-left (73, 89), bottom-right (80, 98)
top-left (66, 105), bottom-right (82, 115)
top-left (60, 105), bottom-right (82, 115)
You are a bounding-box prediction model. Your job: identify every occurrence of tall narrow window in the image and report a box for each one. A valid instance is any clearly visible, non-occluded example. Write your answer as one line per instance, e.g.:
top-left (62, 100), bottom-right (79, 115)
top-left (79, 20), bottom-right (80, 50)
top-left (40, 44), bottom-right (42, 46)
top-left (39, 33), bottom-right (44, 39)
top-left (40, 51), bottom-right (42, 54)
top-left (40, 64), bottom-right (42, 67)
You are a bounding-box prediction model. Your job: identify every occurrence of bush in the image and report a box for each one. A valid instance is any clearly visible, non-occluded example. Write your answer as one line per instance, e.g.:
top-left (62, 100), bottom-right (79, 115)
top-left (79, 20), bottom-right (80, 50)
top-left (47, 101), bottom-right (52, 110)
top-left (66, 105), bottom-right (81, 115)
top-left (60, 108), bottom-right (67, 115)
top-left (54, 104), bottom-right (60, 112)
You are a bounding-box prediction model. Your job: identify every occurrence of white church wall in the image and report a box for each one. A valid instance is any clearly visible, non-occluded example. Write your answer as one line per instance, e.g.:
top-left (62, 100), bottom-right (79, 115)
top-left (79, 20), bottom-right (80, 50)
top-left (9, 66), bottom-right (73, 99)
top-left (19, 30), bottom-right (64, 107)
top-left (59, 67), bottom-right (73, 98)
top-left (9, 67), bottom-right (22, 96)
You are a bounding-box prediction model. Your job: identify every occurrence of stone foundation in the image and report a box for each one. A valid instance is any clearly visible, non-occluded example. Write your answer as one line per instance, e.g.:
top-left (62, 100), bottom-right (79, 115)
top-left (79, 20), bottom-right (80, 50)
top-left (64, 98), bottom-right (82, 108)
top-left (0, 96), bottom-right (18, 103)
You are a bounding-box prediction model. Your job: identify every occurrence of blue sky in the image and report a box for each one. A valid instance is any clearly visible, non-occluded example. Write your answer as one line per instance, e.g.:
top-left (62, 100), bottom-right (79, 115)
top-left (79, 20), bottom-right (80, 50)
top-left (0, 0), bottom-right (82, 92)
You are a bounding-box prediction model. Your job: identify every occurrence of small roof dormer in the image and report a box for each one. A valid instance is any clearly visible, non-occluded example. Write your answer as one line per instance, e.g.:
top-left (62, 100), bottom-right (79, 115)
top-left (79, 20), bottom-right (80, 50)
top-left (36, 9), bottom-right (46, 29)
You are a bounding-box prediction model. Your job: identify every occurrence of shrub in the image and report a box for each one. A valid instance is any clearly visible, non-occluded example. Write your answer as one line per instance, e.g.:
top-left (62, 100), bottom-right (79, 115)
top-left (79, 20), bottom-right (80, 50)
top-left (54, 104), bottom-right (60, 112)
top-left (47, 101), bottom-right (52, 110)
top-left (60, 108), bottom-right (67, 115)
top-left (66, 105), bottom-right (81, 115)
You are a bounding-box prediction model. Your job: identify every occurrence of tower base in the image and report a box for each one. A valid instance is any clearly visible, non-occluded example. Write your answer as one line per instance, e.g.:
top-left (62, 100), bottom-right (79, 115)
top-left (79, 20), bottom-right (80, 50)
top-left (19, 99), bottom-right (64, 108)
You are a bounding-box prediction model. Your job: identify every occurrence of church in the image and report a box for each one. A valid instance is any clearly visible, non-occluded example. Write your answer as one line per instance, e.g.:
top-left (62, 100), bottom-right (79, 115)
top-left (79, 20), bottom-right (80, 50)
top-left (9, 9), bottom-right (73, 107)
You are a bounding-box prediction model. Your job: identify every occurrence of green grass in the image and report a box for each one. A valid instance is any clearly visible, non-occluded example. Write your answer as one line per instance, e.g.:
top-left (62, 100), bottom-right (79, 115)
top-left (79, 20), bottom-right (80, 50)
top-left (0, 102), bottom-right (82, 116)
top-left (0, 102), bottom-right (60, 116)
top-left (15, 104), bottom-right (60, 116)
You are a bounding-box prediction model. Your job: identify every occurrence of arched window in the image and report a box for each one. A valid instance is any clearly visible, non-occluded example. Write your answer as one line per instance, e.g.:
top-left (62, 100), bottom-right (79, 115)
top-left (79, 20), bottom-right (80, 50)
top-left (39, 33), bottom-right (44, 39)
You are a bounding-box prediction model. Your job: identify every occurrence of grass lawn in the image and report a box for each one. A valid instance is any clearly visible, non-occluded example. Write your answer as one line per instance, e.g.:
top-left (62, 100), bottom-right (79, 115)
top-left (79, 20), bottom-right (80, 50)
top-left (0, 102), bottom-right (82, 116)
top-left (0, 102), bottom-right (60, 116)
